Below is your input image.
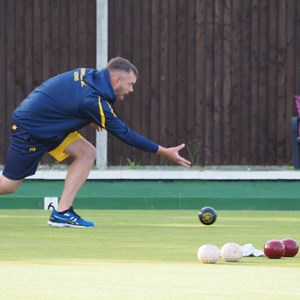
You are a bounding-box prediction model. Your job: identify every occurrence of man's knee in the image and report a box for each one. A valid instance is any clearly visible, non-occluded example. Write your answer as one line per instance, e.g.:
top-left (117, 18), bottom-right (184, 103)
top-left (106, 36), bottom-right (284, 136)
top-left (66, 139), bottom-right (97, 163)
top-left (77, 142), bottom-right (96, 163)
top-left (84, 145), bottom-right (97, 161)
top-left (4, 185), bottom-right (19, 194)
top-left (79, 145), bottom-right (96, 167)
top-left (0, 175), bottom-right (22, 194)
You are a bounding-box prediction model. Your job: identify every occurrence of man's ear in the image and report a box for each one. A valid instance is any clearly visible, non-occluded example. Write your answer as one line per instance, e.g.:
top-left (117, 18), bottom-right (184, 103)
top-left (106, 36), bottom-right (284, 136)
top-left (110, 75), bottom-right (120, 89)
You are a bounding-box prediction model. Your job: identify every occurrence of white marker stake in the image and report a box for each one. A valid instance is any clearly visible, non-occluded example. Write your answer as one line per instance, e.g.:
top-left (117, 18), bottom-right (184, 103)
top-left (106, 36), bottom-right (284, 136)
top-left (44, 197), bottom-right (58, 210)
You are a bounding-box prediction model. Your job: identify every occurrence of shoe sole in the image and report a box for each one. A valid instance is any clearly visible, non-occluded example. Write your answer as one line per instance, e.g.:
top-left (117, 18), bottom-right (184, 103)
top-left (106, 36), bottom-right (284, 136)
top-left (48, 221), bottom-right (94, 228)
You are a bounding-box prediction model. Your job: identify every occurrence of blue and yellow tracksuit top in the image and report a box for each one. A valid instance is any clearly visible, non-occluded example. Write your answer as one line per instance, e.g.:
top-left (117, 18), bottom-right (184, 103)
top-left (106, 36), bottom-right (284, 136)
top-left (13, 68), bottom-right (158, 153)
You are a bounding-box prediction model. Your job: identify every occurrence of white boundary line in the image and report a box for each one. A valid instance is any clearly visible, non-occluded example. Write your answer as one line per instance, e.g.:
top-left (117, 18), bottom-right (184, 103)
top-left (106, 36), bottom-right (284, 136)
top-left (27, 169), bottom-right (300, 180)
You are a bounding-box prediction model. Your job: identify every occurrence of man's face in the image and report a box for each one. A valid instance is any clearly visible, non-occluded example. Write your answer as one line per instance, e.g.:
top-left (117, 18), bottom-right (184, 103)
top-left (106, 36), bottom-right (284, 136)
top-left (113, 71), bottom-right (137, 101)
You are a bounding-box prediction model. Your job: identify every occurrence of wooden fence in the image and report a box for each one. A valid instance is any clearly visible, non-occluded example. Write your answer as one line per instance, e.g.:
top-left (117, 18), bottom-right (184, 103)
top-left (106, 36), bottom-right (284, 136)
top-left (108, 0), bottom-right (300, 166)
top-left (0, 0), bottom-right (96, 165)
top-left (1, 0), bottom-right (300, 167)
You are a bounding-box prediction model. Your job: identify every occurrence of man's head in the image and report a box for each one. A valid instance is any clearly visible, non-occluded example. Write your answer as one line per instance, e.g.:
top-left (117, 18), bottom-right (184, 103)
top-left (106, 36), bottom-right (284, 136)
top-left (107, 57), bottom-right (138, 101)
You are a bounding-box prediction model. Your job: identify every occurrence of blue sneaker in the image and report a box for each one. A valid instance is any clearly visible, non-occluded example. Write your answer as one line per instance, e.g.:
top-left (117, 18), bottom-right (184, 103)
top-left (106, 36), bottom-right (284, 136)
top-left (48, 207), bottom-right (94, 228)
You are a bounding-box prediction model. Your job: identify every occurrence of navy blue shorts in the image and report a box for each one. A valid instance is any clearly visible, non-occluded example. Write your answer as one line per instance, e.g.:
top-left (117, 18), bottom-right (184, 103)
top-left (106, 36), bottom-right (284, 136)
top-left (2, 122), bottom-right (63, 180)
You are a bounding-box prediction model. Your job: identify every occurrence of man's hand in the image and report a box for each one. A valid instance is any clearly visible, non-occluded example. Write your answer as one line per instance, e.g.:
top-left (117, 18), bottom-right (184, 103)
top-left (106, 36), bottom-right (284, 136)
top-left (157, 144), bottom-right (191, 167)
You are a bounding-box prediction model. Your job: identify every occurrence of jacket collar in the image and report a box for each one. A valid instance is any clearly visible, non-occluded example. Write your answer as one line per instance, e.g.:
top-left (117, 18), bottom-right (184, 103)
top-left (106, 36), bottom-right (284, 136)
top-left (83, 68), bottom-right (116, 103)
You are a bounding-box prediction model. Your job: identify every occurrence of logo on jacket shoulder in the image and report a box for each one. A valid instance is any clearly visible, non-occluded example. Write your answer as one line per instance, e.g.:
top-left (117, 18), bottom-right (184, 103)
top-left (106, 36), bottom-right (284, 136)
top-left (74, 68), bottom-right (86, 87)
top-left (29, 147), bottom-right (36, 152)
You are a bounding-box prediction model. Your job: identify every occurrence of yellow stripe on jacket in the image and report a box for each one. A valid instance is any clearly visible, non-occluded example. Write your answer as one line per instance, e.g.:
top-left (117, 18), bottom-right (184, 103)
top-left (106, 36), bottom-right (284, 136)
top-left (98, 96), bottom-right (106, 128)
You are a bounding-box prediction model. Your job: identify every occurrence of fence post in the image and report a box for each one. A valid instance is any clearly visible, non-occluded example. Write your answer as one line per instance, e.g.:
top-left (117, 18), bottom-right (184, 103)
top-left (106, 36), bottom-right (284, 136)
top-left (96, 0), bottom-right (108, 169)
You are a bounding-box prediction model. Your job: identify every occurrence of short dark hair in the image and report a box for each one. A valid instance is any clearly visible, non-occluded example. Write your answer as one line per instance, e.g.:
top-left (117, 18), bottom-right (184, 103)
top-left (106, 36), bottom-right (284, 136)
top-left (107, 57), bottom-right (138, 77)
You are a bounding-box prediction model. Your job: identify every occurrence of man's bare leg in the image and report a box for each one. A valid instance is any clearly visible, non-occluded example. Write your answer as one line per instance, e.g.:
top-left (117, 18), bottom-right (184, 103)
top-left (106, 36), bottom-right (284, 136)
top-left (56, 139), bottom-right (96, 212)
top-left (0, 175), bottom-right (22, 194)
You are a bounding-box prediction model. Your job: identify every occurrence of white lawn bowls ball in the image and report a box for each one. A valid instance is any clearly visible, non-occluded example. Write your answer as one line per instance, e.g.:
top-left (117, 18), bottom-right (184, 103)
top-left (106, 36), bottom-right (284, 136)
top-left (197, 244), bottom-right (220, 264)
top-left (221, 242), bottom-right (243, 262)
